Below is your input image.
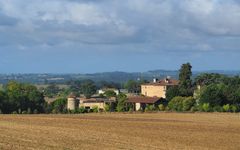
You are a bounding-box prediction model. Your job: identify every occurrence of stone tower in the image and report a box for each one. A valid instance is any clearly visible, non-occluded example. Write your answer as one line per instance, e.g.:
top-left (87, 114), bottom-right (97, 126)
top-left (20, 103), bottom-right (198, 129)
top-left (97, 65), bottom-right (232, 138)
top-left (67, 93), bottom-right (77, 110)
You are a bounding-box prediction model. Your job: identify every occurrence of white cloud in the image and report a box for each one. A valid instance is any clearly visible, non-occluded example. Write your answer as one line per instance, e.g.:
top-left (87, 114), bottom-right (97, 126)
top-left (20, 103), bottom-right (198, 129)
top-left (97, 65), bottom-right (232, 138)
top-left (0, 0), bottom-right (240, 53)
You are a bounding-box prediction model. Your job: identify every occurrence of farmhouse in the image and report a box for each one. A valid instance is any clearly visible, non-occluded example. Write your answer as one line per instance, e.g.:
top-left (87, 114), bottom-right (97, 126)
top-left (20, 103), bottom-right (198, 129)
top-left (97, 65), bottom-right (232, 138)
top-left (67, 94), bottom-right (116, 111)
top-left (141, 77), bottom-right (179, 98)
top-left (127, 96), bottom-right (162, 111)
top-left (79, 97), bottom-right (116, 111)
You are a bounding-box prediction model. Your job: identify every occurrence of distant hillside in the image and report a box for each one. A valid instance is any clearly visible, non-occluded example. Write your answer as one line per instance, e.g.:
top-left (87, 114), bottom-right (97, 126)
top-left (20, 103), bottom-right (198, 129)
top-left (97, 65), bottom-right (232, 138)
top-left (0, 70), bottom-right (239, 84)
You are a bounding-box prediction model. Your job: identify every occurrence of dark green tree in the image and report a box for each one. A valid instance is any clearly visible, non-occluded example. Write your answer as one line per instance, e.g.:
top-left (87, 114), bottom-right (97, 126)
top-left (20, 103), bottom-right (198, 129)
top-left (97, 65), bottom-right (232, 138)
top-left (51, 98), bottom-right (67, 113)
top-left (166, 86), bottom-right (180, 101)
top-left (104, 90), bottom-right (116, 98)
top-left (199, 83), bottom-right (227, 106)
top-left (80, 80), bottom-right (96, 99)
top-left (116, 93), bottom-right (127, 112)
top-left (179, 63), bottom-right (193, 96)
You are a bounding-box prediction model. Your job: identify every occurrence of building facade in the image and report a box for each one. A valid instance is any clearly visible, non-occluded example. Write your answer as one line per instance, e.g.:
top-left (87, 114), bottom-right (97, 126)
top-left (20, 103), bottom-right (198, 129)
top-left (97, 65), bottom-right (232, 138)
top-left (141, 78), bottom-right (179, 98)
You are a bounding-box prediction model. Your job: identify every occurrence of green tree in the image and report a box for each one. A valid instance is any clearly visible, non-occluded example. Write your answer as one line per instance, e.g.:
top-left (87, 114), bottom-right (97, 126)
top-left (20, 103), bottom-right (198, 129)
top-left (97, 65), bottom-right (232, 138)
top-left (116, 93), bottom-right (127, 112)
top-left (44, 83), bottom-right (61, 98)
top-left (104, 90), bottom-right (116, 98)
top-left (51, 98), bottom-right (67, 113)
top-left (6, 81), bottom-right (45, 113)
top-left (80, 80), bottom-right (96, 99)
top-left (166, 86), bottom-right (180, 101)
top-left (179, 63), bottom-right (193, 96)
top-left (199, 83), bottom-right (227, 106)
top-left (182, 97), bottom-right (195, 111)
top-left (168, 96), bottom-right (185, 111)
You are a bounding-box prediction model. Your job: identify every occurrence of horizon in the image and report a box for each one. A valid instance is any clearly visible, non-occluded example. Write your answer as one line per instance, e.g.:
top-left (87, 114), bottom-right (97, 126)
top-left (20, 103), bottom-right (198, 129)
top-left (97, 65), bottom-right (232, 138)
top-left (0, 69), bottom-right (240, 75)
top-left (1, 0), bottom-right (240, 73)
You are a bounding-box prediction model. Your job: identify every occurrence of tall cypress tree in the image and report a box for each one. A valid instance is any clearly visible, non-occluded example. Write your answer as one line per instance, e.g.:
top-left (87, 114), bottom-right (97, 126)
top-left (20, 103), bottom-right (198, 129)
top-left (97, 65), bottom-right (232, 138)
top-left (179, 63), bottom-right (193, 96)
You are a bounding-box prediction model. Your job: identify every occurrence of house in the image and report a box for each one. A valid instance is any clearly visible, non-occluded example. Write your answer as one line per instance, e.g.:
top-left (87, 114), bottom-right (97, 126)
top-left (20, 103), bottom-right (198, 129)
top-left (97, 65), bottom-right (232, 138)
top-left (141, 77), bottom-right (179, 98)
top-left (79, 97), bottom-right (116, 111)
top-left (126, 96), bottom-right (162, 111)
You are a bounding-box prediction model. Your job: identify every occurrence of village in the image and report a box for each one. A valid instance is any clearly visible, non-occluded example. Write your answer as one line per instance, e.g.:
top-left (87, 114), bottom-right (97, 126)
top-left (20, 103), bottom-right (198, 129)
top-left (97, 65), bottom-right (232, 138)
top-left (66, 77), bottom-right (179, 112)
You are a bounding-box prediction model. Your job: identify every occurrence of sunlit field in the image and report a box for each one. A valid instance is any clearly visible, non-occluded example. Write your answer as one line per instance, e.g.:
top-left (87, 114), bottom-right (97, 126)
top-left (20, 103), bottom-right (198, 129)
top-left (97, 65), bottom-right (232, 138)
top-left (0, 113), bottom-right (240, 150)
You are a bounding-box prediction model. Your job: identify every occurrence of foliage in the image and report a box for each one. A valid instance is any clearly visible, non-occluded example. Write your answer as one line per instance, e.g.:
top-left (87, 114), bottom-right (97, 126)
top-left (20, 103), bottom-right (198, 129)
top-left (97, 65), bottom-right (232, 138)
top-left (202, 103), bottom-right (210, 112)
top-left (168, 96), bottom-right (196, 111)
top-left (195, 73), bottom-right (224, 86)
top-left (44, 84), bottom-right (61, 98)
top-left (104, 90), bottom-right (116, 98)
top-left (199, 83), bottom-right (227, 106)
top-left (78, 106), bottom-right (86, 113)
top-left (222, 104), bottom-right (230, 112)
top-left (116, 93), bottom-right (127, 112)
top-left (212, 106), bottom-right (223, 112)
top-left (2, 81), bottom-right (45, 114)
top-left (145, 104), bottom-right (156, 112)
top-left (104, 104), bottom-right (110, 112)
top-left (230, 105), bottom-right (238, 112)
top-left (166, 86), bottom-right (180, 101)
top-left (92, 106), bottom-right (99, 113)
top-left (124, 80), bottom-right (147, 94)
top-left (158, 104), bottom-right (165, 111)
top-left (182, 97), bottom-right (195, 111)
top-left (50, 98), bottom-right (67, 113)
top-left (178, 63), bottom-right (193, 96)
top-left (168, 96), bottom-right (185, 111)
top-left (80, 80), bottom-right (96, 99)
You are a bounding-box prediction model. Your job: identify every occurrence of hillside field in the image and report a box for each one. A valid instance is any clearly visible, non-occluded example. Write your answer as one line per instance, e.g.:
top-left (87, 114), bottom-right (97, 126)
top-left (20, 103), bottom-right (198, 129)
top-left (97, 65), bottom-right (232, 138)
top-left (0, 113), bottom-right (240, 150)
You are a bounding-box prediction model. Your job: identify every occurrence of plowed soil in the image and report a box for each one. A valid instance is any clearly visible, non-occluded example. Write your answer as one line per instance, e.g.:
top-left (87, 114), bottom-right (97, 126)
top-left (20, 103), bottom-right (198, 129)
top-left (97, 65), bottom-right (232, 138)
top-left (0, 113), bottom-right (240, 150)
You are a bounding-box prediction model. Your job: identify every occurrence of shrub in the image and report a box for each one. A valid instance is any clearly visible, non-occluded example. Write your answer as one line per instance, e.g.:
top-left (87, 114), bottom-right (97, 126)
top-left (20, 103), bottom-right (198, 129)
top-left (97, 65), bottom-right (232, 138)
top-left (230, 105), bottom-right (238, 113)
top-left (202, 103), bottom-right (210, 112)
top-left (0, 109), bottom-right (2, 114)
top-left (78, 106), bottom-right (86, 113)
top-left (104, 104), bottom-right (110, 112)
top-left (182, 97), bottom-right (195, 111)
top-left (128, 108), bottom-right (133, 112)
top-left (12, 111), bottom-right (17, 114)
top-left (158, 104), bottom-right (165, 111)
top-left (223, 104), bottom-right (230, 112)
top-left (92, 106), bottom-right (99, 113)
top-left (190, 105), bottom-right (198, 112)
top-left (145, 104), bottom-right (155, 112)
top-left (22, 111), bottom-right (27, 114)
top-left (168, 96), bottom-right (185, 111)
top-left (213, 106), bottom-right (223, 112)
top-left (33, 109), bottom-right (38, 114)
top-left (52, 109), bottom-right (57, 114)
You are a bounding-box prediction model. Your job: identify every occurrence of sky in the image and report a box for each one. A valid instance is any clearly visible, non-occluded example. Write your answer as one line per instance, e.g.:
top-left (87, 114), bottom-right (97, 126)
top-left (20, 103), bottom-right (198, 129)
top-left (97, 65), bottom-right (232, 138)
top-left (0, 0), bottom-right (240, 73)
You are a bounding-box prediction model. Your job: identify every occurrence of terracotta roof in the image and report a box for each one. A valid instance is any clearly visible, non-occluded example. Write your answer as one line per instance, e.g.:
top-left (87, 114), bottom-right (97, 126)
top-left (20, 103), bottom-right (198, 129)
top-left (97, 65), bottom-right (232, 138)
top-left (142, 79), bottom-right (179, 86)
top-left (127, 96), bottom-right (160, 104)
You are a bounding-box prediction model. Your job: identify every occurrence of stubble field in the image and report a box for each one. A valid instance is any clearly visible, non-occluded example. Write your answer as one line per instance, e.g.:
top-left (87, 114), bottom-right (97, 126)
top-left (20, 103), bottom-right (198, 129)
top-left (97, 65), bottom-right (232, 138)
top-left (0, 113), bottom-right (240, 150)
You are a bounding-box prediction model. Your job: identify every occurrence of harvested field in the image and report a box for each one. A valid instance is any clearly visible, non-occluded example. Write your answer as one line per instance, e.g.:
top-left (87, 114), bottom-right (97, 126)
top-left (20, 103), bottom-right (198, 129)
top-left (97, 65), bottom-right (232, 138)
top-left (0, 113), bottom-right (240, 150)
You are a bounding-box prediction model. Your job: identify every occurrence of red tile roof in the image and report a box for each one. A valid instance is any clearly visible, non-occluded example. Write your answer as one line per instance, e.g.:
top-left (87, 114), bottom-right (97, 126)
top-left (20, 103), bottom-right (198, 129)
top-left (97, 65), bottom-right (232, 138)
top-left (142, 79), bottom-right (179, 86)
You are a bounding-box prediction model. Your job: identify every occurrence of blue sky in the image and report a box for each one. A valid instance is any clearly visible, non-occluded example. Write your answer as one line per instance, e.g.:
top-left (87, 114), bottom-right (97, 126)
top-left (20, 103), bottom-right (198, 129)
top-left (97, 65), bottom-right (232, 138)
top-left (0, 0), bottom-right (240, 73)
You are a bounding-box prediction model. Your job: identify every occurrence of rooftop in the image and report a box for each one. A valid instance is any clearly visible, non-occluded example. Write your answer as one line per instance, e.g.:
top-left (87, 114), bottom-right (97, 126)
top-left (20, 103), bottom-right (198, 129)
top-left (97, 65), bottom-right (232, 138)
top-left (142, 78), bottom-right (179, 86)
top-left (127, 96), bottom-right (161, 104)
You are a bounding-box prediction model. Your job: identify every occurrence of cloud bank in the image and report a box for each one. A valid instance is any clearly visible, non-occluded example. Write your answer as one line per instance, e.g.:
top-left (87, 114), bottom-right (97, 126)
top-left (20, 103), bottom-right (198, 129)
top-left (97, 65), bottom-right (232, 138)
top-left (0, 0), bottom-right (240, 72)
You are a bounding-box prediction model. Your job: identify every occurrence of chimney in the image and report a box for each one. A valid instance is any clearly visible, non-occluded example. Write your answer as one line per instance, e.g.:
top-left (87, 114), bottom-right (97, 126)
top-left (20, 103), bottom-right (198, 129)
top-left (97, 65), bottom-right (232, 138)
top-left (153, 78), bottom-right (158, 83)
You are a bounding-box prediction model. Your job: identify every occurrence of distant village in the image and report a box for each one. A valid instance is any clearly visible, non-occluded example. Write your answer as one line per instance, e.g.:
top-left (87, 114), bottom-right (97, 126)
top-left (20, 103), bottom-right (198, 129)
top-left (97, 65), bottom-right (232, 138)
top-left (66, 77), bottom-right (179, 112)
top-left (1, 63), bottom-right (240, 114)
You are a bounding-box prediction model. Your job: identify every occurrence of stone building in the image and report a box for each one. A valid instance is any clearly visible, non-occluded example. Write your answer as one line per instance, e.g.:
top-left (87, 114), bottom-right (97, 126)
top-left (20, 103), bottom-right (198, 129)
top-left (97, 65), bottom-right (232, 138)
top-left (141, 78), bottom-right (179, 98)
top-left (67, 93), bottom-right (78, 110)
